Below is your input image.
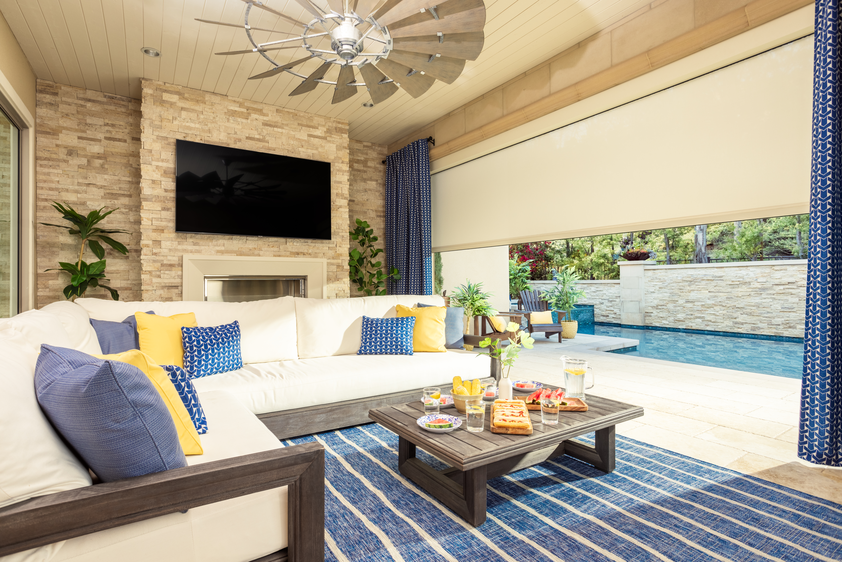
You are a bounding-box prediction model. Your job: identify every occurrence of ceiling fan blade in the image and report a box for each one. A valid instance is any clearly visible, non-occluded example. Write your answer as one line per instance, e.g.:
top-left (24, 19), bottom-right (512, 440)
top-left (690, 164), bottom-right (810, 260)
top-left (376, 0), bottom-right (440, 27)
top-left (393, 32), bottom-right (484, 61)
top-left (389, 0), bottom-right (486, 39)
top-left (371, 0), bottom-right (401, 19)
top-left (241, 0), bottom-right (308, 27)
top-left (386, 50), bottom-right (465, 84)
top-left (357, 62), bottom-right (399, 104)
top-left (332, 65), bottom-right (358, 104)
top-left (249, 55), bottom-right (313, 79)
top-left (354, 0), bottom-right (385, 18)
top-left (290, 0), bottom-right (323, 19)
top-left (217, 45), bottom-right (303, 55)
top-left (289, 61), bottom-right (333, 95)
top-left (196, 18), bottom-right (297, 35)
top-left (325, 0), bottom-right (345, 12)
top-left (375, 58), bottom-right (435, 98)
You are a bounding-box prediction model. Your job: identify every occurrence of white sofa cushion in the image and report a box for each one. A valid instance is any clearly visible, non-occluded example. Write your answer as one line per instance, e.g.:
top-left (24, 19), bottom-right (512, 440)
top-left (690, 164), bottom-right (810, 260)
top-left (40, 301), bottom-right (102, 356)
top-left (15, 391), bottom-right (288, 562)
top-left (76, 297), bottom-right (298, 363)
top-left (0, 334), bottom-right (92, 511)
top-left (0, 309), bottom-right (72, 354)
top-left (295, 294), bottom-right (445, 359)
top-left (192, 350), bottom-right (490, 415)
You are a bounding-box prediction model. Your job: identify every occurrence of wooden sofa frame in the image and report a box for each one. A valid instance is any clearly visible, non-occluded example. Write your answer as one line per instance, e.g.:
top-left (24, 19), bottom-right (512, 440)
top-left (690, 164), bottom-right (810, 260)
top-left (0, 442), bottom-right (325, 562)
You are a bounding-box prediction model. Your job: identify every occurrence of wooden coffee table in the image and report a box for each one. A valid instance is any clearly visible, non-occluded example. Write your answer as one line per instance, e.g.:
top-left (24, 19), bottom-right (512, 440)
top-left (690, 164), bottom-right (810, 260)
top-left (368, 392), bottom-right (643, 526)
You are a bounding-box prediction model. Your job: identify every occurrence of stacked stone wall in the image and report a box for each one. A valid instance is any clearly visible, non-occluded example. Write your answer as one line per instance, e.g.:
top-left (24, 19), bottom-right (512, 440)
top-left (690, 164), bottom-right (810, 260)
top-left (348, 140), bottom-right (388, 297)
top-left (35, 81), bottom-right (142, 306)
top-left (528, 280), bottom-right (621, 324)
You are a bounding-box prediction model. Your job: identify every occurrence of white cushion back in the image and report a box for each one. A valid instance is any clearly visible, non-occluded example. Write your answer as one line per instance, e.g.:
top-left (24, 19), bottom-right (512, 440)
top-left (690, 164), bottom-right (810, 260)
top-left (295, 294), bottom-right (444, 359)
top-left (40, 301), bottom-right (103, 355)
top-left (0, 309), bottom-right (73, 354)
top-left (75, 297), bottom-right (298, 363)
top-left (0, 333), bottom-right (92, 509)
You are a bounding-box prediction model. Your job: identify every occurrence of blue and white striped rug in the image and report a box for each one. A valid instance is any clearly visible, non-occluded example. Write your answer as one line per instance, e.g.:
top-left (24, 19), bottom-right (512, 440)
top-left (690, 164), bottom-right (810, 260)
top-left (284, 425), bottom-right (842, 561)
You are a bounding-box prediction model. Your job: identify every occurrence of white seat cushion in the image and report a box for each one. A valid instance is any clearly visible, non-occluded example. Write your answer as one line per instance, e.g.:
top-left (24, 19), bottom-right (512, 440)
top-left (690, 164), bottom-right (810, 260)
top-left (15, 391), bottom-right (288, 562)
top-left (75, 297), bottom-right (298, 363)
top-left (39, 301), bottom-right (102, 356)
top-left (294, 294), bottom-right (445, 359)
top-left (192, 351), bottom-right (490, 414)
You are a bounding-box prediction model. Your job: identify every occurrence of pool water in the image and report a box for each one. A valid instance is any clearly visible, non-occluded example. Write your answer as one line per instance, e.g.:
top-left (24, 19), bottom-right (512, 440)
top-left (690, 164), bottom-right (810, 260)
top-left (578, 324), bottom-right (804, 379)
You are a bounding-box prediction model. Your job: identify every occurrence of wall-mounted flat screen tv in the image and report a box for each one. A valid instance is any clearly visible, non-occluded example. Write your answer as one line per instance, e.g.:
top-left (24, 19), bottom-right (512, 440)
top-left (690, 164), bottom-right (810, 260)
top-left (175, 139), bottom-right (331, 240)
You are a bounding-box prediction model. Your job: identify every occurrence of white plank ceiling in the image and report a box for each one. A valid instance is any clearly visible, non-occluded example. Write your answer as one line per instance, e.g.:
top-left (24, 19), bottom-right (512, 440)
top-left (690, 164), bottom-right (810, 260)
top-left (0, 0), bottom-right (650, 145)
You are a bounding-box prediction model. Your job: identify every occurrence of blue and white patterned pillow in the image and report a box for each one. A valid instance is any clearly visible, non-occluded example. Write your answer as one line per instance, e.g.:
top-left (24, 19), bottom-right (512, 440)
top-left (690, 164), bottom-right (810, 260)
top-left (181, 321), bottom-right (243, 378)
top-left (162, 365), bottom-right (207, 434)
top-left (358, 315), bottom-right (416, 355)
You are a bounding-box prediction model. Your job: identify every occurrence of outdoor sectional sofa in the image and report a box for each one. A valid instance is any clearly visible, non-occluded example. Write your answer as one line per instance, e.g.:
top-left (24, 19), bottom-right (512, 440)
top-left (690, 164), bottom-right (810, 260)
top-left (0, 294), bottom-right (489, 561)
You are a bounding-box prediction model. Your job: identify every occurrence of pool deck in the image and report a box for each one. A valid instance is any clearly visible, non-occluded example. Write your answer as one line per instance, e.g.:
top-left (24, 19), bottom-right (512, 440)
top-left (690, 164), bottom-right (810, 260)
top-left (507, 335), bottom-right (842, 505)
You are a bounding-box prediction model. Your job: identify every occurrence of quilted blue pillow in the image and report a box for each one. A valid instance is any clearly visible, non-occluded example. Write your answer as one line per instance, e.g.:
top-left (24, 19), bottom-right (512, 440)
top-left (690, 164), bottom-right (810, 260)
top-left (162, 365), bottom-right (207, 434)
top-left (34, 344), bottom-right (187, 482)
top-left (90, 311), bottom-right (155, 354)
top-left (181, 321), bottom-right (243, 378)
top-left (417, 303), bottom-right (465, 350)
top-left (358, 315), bottom-right (416, 355)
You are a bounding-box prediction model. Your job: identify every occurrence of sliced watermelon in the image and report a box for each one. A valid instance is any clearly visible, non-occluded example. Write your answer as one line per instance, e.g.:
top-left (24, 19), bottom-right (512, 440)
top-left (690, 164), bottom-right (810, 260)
top-left (550, 388), bottom-right (565, 401)
top-left (526, 389), bottom-right (543, 404)
top-left (539, 388), bottom-right (552, 401)
top-left (426, 418), bottom-right (454, 429)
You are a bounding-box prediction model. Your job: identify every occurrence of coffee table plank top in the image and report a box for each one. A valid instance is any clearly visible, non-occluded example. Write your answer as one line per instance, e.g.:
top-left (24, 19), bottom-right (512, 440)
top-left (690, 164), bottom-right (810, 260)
top-left (369, 394), bottom-right (643, 471)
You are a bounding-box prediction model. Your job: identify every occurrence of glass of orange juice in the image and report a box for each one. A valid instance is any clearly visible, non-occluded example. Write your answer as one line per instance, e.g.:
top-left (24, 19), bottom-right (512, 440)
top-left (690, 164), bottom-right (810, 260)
top-left (563, 358), bottom-right (594, 399)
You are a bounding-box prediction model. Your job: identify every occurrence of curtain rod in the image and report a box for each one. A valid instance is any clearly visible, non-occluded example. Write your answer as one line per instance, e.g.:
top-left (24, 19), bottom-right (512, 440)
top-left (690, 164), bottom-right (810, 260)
top-left (381, 137), bottom-right (435, 164)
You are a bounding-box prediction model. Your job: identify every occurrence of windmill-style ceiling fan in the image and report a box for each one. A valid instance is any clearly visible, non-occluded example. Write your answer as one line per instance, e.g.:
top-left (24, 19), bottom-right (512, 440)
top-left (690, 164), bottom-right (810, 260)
top-left (198, 0), bottom-right (486, 105)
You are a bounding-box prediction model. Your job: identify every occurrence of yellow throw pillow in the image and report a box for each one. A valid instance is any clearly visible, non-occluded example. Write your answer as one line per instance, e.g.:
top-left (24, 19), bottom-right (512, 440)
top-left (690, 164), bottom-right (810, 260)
top-left (396, 304), bottom-right (447, 352)
top-left (95, 349), bottom-right (203, 456)
top-left (531, 311), bottom-right (554, 324)
top-left (135, 312), bottom-right (198, 368)
top-left (488, 316), bottom-right (508, 333)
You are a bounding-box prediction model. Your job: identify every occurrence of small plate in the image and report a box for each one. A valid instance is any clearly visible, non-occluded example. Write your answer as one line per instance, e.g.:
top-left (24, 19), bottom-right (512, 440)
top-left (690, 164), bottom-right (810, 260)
top-left (512, 381), bottom-right (543, 393)
top-left (417, 414), bottom-right (462, 433)
top-left (419, 395), bottom-right (455, 408)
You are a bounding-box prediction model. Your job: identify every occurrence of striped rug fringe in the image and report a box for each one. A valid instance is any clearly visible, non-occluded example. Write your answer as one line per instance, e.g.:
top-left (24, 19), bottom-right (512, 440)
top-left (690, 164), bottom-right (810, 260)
top-left (285, 426), bottom-right (842, 561)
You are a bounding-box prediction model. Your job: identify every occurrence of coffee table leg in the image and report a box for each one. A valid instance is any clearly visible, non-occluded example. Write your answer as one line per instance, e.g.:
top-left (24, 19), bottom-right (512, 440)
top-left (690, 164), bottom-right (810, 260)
top-left (564, 425), bottom-right (616, 473)
top-left (397, 437), bottom-right (488, 526)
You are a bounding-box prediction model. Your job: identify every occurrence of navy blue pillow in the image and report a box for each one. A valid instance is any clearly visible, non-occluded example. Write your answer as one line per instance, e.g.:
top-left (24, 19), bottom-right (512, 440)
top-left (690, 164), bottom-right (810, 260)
top-left (358, 316), bottom-right (416, 355)
top-left (417, 303), bottom-right (464, 350)
top-left (34, 344), bottom-right (187, 482)
top-left (90, 311), bottom-right (155, 354)
top-left (181, 321), bottom-right (243, 378)
top-left (162, 365), bottom-right (208, 434)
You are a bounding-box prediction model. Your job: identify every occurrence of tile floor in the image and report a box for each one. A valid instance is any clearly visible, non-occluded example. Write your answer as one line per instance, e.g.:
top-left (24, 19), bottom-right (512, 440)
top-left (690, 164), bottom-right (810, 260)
top-left (504, 333), bottom-right (842, 504)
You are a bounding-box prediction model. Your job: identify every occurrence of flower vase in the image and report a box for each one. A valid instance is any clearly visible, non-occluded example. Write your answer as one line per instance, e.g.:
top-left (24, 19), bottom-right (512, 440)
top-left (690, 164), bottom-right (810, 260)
top-left (490, 356), bottom-right (502, 383)
top-left (499, 376), bottom-right (513, 400)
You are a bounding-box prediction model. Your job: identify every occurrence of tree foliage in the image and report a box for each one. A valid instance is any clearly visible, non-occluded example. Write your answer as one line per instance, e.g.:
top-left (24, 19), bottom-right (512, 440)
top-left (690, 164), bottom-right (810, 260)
top-left (349, 218), bottom-right (400, 296)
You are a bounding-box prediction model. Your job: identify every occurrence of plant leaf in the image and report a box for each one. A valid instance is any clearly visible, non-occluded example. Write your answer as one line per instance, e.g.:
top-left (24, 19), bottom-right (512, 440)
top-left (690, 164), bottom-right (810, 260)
top-left (97, 235), bottom-right (128, 255)
top-left (88, 239), bottom-right (105, 259)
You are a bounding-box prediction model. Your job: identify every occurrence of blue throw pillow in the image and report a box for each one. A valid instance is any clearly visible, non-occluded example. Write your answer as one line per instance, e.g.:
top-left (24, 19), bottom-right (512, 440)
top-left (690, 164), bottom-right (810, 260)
top-left (162, 365), bottom-right (207, 434)
top-left (34, 344), bottom-right (187, 482)
top-left (181, 321), bottom-right (243, 378)
top-left (417, 303), bottom-right (464, 350)
top-left (90, 311), bottom-right (155, 354)
top-left (358, 315), bottom-right (416, 355)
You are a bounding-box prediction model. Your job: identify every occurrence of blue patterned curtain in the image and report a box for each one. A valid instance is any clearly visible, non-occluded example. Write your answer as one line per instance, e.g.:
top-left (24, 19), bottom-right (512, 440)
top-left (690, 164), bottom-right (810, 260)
top-left (800, 0), bottom-right (842, 466)
top-left (385, 139), bottom-right (433, 295)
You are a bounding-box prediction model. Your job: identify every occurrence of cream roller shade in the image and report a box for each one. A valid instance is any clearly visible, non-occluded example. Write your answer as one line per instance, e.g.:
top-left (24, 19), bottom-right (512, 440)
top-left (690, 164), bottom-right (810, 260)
top-left (431, 36), bottom-right (813, 252)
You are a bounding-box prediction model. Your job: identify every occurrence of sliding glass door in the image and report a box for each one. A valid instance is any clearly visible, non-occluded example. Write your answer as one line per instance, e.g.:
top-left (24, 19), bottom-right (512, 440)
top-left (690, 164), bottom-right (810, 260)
top-left (0, 108), bottom-right (19, 318)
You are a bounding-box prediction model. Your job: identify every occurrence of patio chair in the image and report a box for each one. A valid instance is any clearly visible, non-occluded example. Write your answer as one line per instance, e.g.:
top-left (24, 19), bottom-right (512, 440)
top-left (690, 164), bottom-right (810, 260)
top-left (463, 311), bottom-right (527, 348)
top-left (518, 289), bottom-right (564, 343)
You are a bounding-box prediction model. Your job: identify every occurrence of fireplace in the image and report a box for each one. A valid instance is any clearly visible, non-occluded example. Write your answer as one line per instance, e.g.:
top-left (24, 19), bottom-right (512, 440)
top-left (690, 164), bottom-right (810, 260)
top-left (182, 255), bottom-right (327, 301)
top-left (204, 275), bottom-right (306, 302)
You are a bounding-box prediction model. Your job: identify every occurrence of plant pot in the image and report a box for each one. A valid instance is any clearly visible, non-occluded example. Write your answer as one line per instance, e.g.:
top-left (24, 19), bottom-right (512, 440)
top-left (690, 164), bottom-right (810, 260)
top-left (561, 320), bottom-right (578, 339)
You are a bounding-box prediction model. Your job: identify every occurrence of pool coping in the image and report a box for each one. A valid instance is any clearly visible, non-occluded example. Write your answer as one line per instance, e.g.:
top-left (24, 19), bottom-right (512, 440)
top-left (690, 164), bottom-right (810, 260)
top-left (594, 322), bottom-right (803, 343)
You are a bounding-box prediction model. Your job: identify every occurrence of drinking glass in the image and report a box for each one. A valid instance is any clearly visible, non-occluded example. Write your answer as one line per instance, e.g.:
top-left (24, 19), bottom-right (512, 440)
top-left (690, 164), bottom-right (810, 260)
top-left (423, 387), bottom-right (441, 415)
top-left (563, 358), bottom-right (594, 399)
top-left (481, 377), bottom-right (497, 401)
top-left (466, 400), bottom-right (485, 432)
top-left (541, 398), bottom-right (559, 425)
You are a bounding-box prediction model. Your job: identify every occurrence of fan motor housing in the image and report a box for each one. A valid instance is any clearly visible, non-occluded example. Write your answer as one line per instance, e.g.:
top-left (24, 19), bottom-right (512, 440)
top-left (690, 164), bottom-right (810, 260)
top-left (330, 19), bottom-right (364, 61)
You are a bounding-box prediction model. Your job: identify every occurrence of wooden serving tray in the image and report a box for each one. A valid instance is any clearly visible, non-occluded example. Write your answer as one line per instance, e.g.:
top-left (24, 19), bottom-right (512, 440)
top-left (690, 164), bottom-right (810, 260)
top-left (490, 402), bottom-right (533, 435)
top-left (515, 396), bottom-right (589, 412)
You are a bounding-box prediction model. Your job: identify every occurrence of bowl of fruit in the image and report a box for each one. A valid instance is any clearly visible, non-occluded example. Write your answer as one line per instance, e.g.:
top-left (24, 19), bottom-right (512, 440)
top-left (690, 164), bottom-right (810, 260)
top-left (451, 376), bottom-right (484, 414)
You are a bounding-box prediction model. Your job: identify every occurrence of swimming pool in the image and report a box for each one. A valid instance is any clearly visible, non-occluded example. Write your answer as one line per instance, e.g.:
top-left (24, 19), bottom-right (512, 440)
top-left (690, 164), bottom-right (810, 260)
top-left (579, 324), bottom-right (805, 379)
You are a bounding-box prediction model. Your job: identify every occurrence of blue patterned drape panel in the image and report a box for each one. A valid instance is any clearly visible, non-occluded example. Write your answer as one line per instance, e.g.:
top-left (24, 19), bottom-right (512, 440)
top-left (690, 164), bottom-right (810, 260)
top-left (385, 139), bottom-right (433, 295)
top-left (800, 0), bottom-right (842, 466)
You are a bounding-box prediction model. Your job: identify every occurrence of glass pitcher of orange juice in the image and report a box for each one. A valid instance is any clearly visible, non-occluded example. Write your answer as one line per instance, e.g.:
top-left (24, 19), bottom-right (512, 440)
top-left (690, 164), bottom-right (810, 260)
top-left (562, 358), bottom-right (594, 399)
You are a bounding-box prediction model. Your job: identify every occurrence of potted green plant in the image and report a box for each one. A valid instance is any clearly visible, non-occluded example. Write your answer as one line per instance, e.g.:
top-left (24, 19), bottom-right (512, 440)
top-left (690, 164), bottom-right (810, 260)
top-left (41, 202), bottom-right (129, 300)
top-left (541, 267), bottom-right (585, 339)
top-left (349, 219), bottom-right (400, 296)
top-left (449, 280), bottom-right (497, 335)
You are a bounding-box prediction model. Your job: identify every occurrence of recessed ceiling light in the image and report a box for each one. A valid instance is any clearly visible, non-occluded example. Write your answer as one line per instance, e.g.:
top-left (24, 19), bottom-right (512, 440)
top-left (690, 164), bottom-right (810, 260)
top-left (362, 102), bottom-right (374, 108)
top-left (141, 47), bottom-right (161, 58)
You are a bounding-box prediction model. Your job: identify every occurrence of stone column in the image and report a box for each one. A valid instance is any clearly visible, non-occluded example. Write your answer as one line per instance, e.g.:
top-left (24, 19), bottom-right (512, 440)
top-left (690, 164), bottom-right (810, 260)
top-left (619, 260), bottom-right (654, 325)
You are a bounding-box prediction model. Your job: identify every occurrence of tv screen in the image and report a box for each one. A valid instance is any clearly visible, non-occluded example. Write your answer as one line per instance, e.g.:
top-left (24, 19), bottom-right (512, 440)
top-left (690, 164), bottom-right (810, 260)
top-left (175, 140), bottom-right (331, 240)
